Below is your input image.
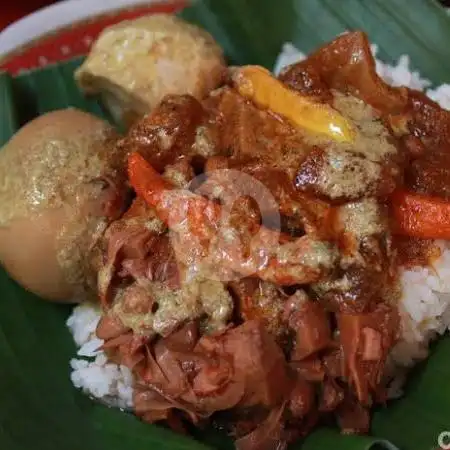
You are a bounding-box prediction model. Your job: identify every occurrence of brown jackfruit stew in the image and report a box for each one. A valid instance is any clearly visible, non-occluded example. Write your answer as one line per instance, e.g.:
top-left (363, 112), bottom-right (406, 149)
top-left (95, 31), bottom-right (450, 450)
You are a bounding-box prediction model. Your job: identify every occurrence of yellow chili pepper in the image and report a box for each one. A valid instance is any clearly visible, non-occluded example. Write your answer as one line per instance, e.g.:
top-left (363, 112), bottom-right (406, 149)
top-left (232, 65), bottom-right (356, 143)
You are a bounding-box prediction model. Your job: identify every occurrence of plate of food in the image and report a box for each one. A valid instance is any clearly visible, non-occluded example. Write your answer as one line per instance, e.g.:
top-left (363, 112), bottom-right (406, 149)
top-left (1, 1), bottom-right (450, 450)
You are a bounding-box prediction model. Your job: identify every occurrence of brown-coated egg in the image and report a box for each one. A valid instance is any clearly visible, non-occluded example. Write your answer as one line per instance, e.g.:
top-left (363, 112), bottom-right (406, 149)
top-left (0, 109), bottom-right (128, 302)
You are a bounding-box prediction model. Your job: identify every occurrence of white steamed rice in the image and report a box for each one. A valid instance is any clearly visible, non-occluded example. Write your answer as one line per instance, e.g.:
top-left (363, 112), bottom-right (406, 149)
top-left (67, 38), bottom-right (450, 407)
top-left (67, 302), bottom-right (133, 409)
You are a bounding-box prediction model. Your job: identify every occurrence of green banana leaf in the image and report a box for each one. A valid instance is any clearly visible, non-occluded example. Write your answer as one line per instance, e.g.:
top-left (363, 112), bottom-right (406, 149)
top-left (0, 72), bottom-right (17, 146)
top-left (1, 1), bottom-right (450, 450)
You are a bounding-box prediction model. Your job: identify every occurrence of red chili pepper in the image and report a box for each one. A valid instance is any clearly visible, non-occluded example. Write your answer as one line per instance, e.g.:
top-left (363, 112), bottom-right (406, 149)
top-left (391, 190), bottom-right (450, 239)
top-left (127, 152), bottom-right (221, 237)
top-left (127, 152), bottom-right (171, 210)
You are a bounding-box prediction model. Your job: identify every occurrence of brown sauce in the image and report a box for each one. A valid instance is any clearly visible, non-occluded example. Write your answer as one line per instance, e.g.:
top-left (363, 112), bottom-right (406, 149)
top-left (394, 236), bottom-right (442, 268)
